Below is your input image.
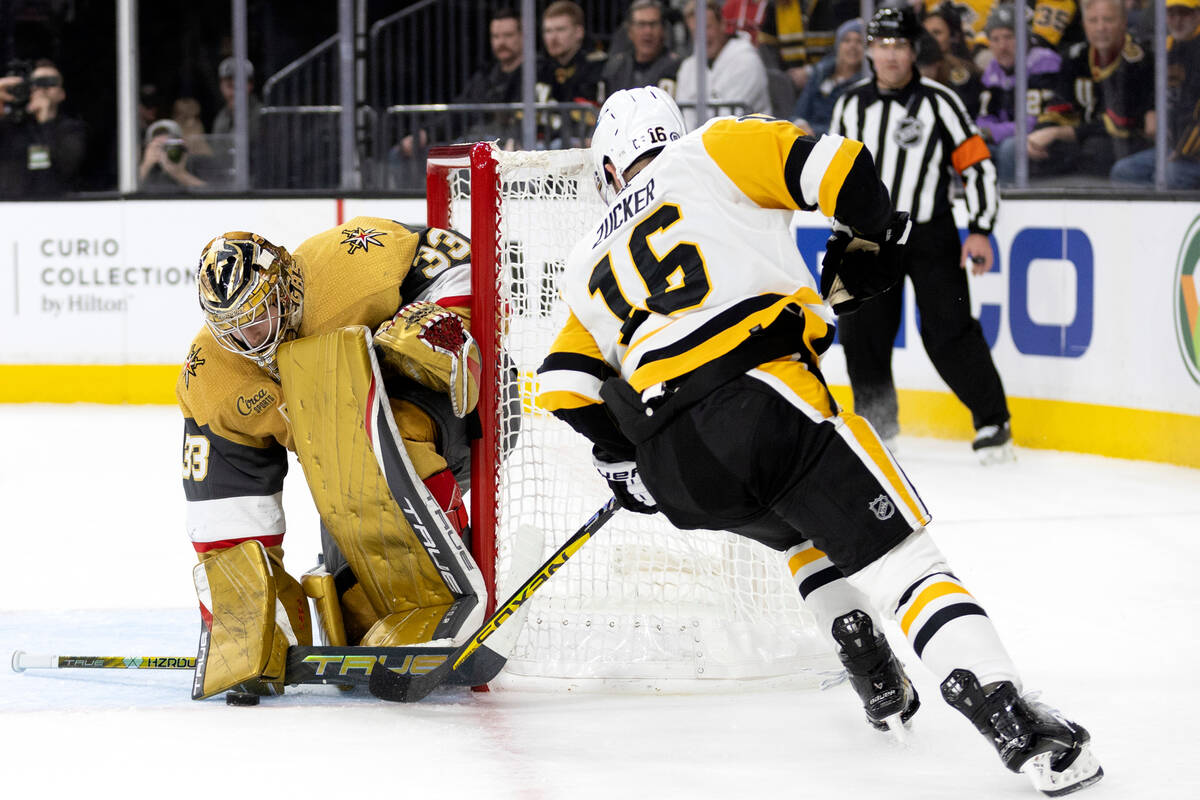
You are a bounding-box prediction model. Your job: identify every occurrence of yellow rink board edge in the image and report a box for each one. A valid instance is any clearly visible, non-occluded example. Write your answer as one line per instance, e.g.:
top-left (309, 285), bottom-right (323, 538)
top-left (2, 364), bottom-right (1198, 469)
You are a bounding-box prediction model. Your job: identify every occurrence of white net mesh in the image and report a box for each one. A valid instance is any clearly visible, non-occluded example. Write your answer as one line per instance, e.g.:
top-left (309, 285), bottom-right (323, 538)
top-left (440, 146), bottom-right (840, 691)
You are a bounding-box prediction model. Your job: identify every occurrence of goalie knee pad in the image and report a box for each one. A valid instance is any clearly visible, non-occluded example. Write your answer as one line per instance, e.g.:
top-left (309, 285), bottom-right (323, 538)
top-left (191, 540), bottom-right (310, 699)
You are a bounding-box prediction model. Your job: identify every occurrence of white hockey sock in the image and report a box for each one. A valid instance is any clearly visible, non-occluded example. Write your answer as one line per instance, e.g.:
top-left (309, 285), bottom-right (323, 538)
top-left (786, 541), bottom-right (884, 648)
top-left (848, 530), bottom-right (1021, 690)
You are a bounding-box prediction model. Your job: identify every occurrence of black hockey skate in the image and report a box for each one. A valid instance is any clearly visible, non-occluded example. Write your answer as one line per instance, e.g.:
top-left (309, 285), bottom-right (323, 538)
top-left (941, 669), bottom-right (1103, 796)
top-left (972, 421), bottom-right (1014, 464)
top-left (831, 610), bottom-right (920, 732)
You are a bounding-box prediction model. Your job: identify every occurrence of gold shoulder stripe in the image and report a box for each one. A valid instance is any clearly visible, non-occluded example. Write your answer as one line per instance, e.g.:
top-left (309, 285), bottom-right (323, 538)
top-left (821, 138), bottom-right (863, 217)
top-left (702, 117), bottom-right (809, 210)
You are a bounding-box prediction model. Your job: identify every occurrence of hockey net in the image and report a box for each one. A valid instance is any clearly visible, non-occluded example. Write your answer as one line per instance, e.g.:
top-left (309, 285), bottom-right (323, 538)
top-left (428, 143), bottom-right (840, 691)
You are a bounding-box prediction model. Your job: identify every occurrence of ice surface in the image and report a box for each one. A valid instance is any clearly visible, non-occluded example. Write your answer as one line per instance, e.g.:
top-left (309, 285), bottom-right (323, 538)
top-left (1, 404), bottom-right (1197, 798)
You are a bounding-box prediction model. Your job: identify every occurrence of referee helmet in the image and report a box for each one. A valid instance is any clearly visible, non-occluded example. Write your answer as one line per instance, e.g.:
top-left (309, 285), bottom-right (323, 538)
top-left (866, 7), bottom-right (922, 44)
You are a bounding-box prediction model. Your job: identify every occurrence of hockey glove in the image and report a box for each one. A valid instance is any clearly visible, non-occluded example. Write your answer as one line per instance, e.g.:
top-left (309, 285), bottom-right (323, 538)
top-left (593, 455), bottom-right (657, 515)
top-left (820, 211), bottom-right (910, 315)
top-left (375, 301), bottom-right (481, 418)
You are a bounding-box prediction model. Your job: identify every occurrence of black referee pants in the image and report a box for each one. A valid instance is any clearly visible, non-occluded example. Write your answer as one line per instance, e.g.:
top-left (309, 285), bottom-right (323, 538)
top-left (837, 213), bottom-right (1009, 438)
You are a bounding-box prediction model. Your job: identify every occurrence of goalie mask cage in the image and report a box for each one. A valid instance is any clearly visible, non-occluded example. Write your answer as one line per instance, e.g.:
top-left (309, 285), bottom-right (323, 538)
top-left (427, 142), bottom-right (840, 691)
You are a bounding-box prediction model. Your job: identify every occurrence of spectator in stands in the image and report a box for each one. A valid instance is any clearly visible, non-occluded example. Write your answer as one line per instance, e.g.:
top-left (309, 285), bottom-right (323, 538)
top-left (1019, 0), bottom-right (1153, 180)
top-left (536, 0), bottom-right (606, 147)
top-left (1110, 0), bottom-right (1200, 188)
top-left (1029, 0), bottom-right (1085, 51)
top-left (139, 83), bottom-right (165, 141)
top-left (977, 3), bottom-right (1063, 181)
top-left (921, 4), bottom-right (984, 114)
top-left (211, 57), bottom-right (260, 186)
top-left (398, 6), bottom-right (526, 160)
top-left (173, 96), bottom-right (212, 157)
top-left (757, 1), bottom-right (843, 92)
top-left (676, 0), bottom-right (771, 127)
top-left (721, 0), bottom-right (768, 44)
top-left (602, 0), bottom-right (681, 98)
top-left (139, 118), bottom-right (214, 192)
top-left (791, 17), bottom-right (867, 136)
top-left (212, 57), bottom-right (261, 140)
top-left (922, 2), bottom-right (977, 60)
top-left (536, 0), bottom-right (606, 104)
top-left (0, 59), bottom-right (86, 198)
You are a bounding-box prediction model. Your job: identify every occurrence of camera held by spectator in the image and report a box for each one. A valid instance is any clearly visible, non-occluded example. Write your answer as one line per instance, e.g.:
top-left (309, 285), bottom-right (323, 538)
top-left (2, 60), bottom-right (34, 121)
top-left (140, 118), bottom-right (210, 191)
top-left (1, 58), bottom-right (87, 198)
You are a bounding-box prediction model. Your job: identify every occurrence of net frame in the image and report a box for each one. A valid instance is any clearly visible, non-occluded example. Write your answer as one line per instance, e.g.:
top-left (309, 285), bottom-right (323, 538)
top-left (426, 142), bottom-right (840, 692)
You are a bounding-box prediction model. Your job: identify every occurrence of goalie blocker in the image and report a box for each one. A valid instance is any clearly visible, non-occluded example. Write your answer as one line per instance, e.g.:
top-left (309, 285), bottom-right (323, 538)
top-left (191, 326), bottom-right (487, 699)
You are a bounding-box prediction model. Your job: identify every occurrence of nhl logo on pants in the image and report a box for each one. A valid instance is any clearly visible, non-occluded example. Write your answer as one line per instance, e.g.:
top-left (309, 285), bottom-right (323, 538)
top-left (868, 495), bottom-right (895, 521)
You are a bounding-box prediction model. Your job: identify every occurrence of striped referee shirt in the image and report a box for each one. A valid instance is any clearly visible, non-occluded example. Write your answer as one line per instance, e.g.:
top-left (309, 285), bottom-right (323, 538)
top-left (830, 72), bottom-right (998, 234)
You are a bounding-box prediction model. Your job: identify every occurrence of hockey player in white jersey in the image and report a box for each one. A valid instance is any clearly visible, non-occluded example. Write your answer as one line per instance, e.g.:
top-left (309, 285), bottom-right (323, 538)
top-left (537, 86), bottom-right (1102, 796)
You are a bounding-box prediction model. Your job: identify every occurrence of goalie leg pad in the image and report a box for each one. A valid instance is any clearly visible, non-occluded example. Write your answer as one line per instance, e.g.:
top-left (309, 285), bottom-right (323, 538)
top-left (277, 327), bottom-right (486, 647)
top-left (192, 540), bottom-right (299, 699)
top-left (360, 605), bottom-right (457, 647)
top-left (375, 301), bottom-right (482, 418)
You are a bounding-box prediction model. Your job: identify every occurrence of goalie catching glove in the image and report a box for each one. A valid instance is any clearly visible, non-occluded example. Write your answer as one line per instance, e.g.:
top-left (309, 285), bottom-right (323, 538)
top-left (594, 453), bottom-right (657, 514)
top-left (375, 301), bottom-right (481, 418)
top-left (820, 211), bottom-right (910, 315)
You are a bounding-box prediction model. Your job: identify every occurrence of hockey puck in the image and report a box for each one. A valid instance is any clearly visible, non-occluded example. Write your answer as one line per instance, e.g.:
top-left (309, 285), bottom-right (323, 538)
top-left (225, 691), bottom-right (261, 706)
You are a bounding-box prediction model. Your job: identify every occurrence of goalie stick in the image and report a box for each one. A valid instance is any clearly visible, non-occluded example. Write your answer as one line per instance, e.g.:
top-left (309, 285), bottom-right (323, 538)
top-left (11, 644), bottom-right (479, 689)
top-left (368, 497), bottom-right (620, 703)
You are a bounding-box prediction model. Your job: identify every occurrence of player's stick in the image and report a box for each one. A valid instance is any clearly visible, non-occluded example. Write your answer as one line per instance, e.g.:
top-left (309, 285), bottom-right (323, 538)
top-left (368, 497), bottom-right (620, 703)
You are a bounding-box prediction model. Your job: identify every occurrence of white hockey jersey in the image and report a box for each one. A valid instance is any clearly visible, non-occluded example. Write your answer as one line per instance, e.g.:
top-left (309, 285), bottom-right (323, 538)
top-left (538, 114), bottom-right (895, 414)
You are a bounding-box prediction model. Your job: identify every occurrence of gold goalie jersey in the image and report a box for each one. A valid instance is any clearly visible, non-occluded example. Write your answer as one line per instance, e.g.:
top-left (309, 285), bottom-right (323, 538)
top-left (178, 216), bottom-right (472, 555)
top-left (537, 115), bottom-right (893, 420)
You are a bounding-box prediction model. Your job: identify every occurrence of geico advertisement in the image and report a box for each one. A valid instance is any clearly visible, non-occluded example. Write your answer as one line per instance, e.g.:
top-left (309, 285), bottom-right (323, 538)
top-left (0, 199), bottom-right (409, 363)
top-left (794, 201), bottom-right (1200, 416)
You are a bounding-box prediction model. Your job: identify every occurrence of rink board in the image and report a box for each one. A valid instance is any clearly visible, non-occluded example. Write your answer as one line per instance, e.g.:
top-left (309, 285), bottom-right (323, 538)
top-left (0, 195), bottom-right (1197, 466)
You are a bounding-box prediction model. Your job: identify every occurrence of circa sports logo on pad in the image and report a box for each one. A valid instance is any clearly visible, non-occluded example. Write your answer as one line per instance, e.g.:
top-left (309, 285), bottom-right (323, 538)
top-left (1175, 216), bottom-right (1200, 386)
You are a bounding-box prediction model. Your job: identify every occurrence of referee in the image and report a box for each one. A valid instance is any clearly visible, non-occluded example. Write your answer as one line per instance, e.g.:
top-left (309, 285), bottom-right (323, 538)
top-left (829, 7), bottom-right (1012, 463)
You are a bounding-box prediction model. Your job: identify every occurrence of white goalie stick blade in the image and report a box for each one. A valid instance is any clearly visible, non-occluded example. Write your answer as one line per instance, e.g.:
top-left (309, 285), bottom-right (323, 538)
top-left (1021, 743), bottom-right (1104, 797)
top-left (358, 327), bottom-right (488, 642)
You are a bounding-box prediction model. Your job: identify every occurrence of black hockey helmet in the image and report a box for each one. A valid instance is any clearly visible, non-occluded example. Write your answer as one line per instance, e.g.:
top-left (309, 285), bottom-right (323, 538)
top-left (866, 7), bottom-right (922, 44)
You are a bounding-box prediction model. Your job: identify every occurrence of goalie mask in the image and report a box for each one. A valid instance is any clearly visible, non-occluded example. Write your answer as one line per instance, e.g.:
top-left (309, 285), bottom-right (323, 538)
top-left (197, 232), bottom-right (304, 376)
top-left (591, 86), bottom-right (685, 203)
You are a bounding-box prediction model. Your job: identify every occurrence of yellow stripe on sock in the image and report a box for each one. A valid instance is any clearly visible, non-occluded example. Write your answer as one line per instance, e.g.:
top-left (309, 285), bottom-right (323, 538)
top-left (788, 545), bottom-right (828, 575)
top-left (900, 581), bottom-right (973, 636)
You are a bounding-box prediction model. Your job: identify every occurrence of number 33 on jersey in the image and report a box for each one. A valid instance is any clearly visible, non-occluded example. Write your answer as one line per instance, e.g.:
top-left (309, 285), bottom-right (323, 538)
top-left (539, 114), bottom-right (895, 409)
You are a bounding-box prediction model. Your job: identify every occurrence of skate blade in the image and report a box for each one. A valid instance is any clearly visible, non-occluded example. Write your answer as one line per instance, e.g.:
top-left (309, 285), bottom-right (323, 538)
top-left (881, 712), bottom-right (913, 747)
top-left (1021, 744), bottom-right (1103, 797)
top-left (977, 442), bottom-right (1015, 465)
